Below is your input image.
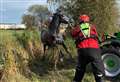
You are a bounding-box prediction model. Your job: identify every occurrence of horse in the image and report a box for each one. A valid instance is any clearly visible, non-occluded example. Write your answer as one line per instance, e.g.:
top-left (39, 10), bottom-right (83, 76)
top-left (41, 12), bottom-right (72, 69)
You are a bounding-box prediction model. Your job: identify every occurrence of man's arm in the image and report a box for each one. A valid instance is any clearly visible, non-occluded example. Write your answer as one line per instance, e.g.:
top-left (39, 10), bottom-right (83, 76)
top-left (91, 25), bottom-right (98, 37)
top-left (71, 26), bottom-right (80, 39)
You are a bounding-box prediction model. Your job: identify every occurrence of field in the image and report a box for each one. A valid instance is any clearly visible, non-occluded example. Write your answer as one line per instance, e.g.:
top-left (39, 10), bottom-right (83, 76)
top-left (0, 30), bottom-right (120, 82)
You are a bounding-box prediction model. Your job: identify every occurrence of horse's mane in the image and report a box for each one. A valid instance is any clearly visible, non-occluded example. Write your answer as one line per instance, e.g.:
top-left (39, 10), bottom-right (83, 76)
top-left (48, 13), bottom-right (61, 34)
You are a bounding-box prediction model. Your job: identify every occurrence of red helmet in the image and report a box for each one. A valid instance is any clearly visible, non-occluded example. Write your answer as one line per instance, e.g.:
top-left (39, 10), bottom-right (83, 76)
top-left (79, 15), bottom-right (90, 22)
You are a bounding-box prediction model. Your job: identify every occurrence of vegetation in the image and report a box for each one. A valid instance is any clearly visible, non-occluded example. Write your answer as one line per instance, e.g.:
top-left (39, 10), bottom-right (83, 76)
top-left (22, 5), bottom-right (50, 30)
top-left (0, 0), bottom-right (120, 82)
top-left (28, 5), bottom-right (50, 21)
top-left (22, 15), bottom-right (35, 29)
top-left (48, 0), bottom-right (120, 34)
top-left (0, 30), bottom-right (120, 82)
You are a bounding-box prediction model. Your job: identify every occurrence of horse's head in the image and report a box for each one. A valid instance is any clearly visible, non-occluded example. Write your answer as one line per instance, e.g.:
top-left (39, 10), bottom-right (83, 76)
top-left (48, 11), bottom-right (69, 35)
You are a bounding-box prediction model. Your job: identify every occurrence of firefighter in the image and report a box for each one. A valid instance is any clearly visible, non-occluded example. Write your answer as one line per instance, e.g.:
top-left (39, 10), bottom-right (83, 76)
top-left (71, 15), bottom-right (105, 82)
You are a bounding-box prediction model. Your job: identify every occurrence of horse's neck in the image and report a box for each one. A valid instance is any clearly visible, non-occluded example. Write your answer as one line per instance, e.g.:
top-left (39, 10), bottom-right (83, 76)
top-left (49, 26), bottom-right (60, 36)
top-left (48, 17), bottom-right (60, 35)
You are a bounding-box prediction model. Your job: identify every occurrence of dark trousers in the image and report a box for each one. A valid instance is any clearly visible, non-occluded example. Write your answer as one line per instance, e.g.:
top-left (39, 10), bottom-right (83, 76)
top-left (73, 48), bottom-right (105, 82)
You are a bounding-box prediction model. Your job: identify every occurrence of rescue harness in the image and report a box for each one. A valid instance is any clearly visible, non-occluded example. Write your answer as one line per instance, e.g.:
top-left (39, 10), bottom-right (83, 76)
top-left (75, 23), bottom-right (98, 44)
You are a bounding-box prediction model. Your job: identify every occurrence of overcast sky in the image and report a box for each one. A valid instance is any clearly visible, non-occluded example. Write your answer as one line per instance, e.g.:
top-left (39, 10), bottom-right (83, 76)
top-left (0, 0), bottom-right (120, 24)
top-left (0, 0), bottom-right (47, 24)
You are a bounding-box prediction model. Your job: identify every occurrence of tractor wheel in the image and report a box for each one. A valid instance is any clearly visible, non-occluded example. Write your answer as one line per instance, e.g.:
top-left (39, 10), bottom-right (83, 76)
top-left (101, 48), bottom-right (120, 78)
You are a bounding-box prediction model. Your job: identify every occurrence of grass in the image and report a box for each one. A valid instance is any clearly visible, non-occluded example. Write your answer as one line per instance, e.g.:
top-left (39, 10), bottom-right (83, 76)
top-left (0, 30), bottom-right (120, 82)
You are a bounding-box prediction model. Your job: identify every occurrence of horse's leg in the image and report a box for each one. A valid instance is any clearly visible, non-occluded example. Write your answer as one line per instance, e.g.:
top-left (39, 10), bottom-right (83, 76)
top-left (59, 50), bottom-right (64, 62)
top-left (53, 46), bottom-right (59, 71)
top-left (44, 44), bottom-right (46, 54)
top-left (62, 42), bottom-right (72, 59)
top-left (42, 44), bottom-right (47, 60)
top-left (53, 47), bottom-right (56, 71)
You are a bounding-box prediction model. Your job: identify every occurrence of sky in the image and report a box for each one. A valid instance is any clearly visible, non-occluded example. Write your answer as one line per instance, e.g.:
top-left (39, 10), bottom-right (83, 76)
top-left (0, 0), bottom-right (120, 24)
top-left (0, 0), bottom-right (47, 24)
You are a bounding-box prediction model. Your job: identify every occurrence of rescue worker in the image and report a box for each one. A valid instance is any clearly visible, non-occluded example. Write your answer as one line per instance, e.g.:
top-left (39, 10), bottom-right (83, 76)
top-left (71, 15), bottom-right (105, 82)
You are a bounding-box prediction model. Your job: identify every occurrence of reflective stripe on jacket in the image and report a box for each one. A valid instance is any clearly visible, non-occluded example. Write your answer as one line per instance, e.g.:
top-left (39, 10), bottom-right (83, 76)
top-left (71, 24), bottom-right (99, 48)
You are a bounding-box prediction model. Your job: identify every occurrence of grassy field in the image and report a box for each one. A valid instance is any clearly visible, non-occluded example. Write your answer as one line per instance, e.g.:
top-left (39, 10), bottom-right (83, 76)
top-left (0, 30), bottom-right (120, 82)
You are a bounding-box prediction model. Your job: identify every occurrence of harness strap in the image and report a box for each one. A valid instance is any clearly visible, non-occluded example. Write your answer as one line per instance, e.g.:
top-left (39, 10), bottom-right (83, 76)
top-left (75, 34), bottom-right (98, 44)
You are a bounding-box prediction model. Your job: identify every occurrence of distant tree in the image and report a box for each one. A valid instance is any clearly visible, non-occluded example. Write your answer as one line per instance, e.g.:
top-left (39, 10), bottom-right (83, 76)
top-left (28, 5), bottom-right (49, 19)
top-left (48, 0), bottom-right (119, 34)
top-left (28, 5), bottom-right (50, 29)
top-left (22, 5), bottom-right (51, 30)
top-left (22, 14), bottom-right (35, 29)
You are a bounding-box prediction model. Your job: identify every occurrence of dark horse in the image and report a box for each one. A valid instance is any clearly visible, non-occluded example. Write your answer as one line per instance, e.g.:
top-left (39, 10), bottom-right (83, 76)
top-left (41, 11), bottom-right (71, 59)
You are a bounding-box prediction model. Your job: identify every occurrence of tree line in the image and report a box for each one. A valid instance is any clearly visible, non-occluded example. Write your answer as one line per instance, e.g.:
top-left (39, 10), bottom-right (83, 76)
top-left (22, 0), bottom-right (120, 34)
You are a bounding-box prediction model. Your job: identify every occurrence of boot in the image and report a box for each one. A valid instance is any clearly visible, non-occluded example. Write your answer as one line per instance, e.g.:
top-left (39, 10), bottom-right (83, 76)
top-left (95, 74), bottom-right (105, 82)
